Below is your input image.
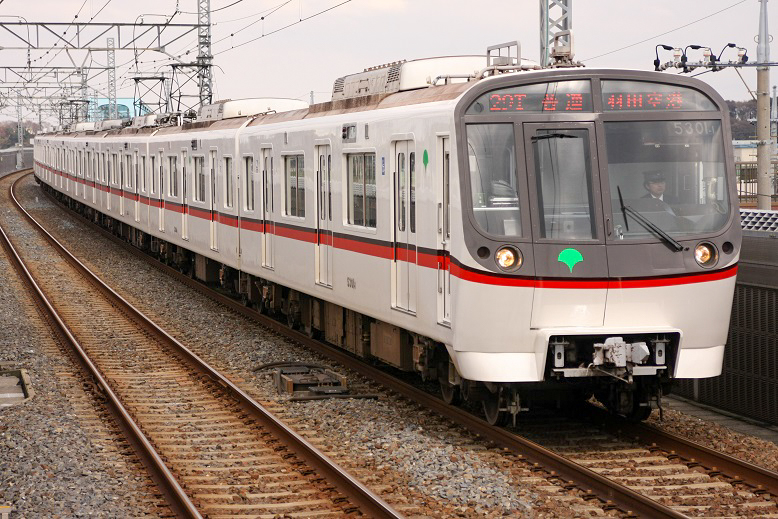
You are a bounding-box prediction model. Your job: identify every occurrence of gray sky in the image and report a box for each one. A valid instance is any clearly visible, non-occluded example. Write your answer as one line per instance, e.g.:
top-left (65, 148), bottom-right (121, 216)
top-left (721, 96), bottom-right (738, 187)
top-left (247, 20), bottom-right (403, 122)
top-left (0, 0), bottom-right (766, 123)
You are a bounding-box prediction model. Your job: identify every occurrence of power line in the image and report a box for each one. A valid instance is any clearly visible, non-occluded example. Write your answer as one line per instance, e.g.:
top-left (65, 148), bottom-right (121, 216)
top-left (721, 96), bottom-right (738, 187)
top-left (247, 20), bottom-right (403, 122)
top-left (214, 0), bottom-right (353, 56)
top-left (212, 0), bottom-right (290, 46)
top-left (178, 0), bottom-right (245, 15)
top-left (582, 0), bottom-right (747, 61)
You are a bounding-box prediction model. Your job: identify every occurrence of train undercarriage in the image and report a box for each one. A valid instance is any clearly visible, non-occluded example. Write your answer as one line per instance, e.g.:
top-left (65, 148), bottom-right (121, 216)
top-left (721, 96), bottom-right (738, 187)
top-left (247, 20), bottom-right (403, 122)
top-left (47, 183), bottom-right (672, 427)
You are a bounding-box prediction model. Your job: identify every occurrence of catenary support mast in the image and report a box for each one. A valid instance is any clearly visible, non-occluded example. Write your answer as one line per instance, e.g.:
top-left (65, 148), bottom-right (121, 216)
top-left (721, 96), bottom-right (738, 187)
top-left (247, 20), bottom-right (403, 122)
top-left (757, 0), bottom-right (772, 209)
top-left (540, 0), bottom-right (571, 67)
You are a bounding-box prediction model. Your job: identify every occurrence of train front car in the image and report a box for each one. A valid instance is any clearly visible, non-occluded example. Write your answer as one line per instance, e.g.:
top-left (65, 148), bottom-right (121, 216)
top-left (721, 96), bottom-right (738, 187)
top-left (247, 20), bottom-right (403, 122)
top-left (448, 70), bottom-right (740, 424)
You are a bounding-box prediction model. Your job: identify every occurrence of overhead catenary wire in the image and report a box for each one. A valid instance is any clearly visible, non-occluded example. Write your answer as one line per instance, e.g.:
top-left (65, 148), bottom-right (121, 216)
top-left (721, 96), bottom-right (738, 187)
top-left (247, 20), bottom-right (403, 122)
top-left (581, 0), bottom-right (747, 62)
top-left (214, 0), bottom-right (353, 56)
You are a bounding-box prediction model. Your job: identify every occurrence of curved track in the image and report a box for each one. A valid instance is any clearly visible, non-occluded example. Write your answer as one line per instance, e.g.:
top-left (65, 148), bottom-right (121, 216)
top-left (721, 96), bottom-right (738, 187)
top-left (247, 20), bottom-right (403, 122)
top-left (26, 171), bottom-right (778, 518)
top-left (0, 170), bottom-right (401, 519)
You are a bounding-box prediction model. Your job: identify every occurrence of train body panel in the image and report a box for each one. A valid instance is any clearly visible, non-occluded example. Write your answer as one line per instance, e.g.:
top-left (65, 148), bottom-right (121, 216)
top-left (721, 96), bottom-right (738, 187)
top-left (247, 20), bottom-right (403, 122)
top-left (33, 61), bottom-right (742, 421)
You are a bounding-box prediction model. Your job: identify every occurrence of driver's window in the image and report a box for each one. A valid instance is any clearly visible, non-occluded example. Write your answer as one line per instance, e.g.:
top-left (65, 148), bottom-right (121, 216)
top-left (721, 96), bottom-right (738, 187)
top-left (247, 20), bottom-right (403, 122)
top-left (531, 129), bottom-right (595, 240)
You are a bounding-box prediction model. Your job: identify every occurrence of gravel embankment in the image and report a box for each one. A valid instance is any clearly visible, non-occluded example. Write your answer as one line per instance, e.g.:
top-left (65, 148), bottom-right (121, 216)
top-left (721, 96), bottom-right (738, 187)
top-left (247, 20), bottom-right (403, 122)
top-left (0, 173), bottom-right (169, 518)
top-left (15, 177), bottom-right (618, 518)
top-left (648, 407), bottom-right (778, 469)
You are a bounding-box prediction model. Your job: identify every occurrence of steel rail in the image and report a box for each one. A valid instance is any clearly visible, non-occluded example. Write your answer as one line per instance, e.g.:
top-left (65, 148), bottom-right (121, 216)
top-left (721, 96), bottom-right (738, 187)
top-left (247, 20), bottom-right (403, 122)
top-left (32, 178), bottom-right (690, 519)
top-left (0, 171), bottom-right (201, 519)
top-left (10, 172), bottom-right (402, 519)
top-left (592, 407), bottom-right (778, 497)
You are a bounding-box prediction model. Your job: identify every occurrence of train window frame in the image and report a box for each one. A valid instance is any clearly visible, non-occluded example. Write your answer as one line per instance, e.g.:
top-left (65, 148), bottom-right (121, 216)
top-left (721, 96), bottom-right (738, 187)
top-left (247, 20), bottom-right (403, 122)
top-left (599, 118), bottom-right (732, 244)
top-left (223, 155), bottom-right (234, 209)
top-left (284, 153), bottom-right (305, 219)
top-left (193, 155), bottom-right (207, 202)
top-left (528, 126), bottom-right (599, 242)
top-left (346, 152), bottom-right (377, 229)
top-left (168, 155), bottom-right (179, 198)
top-left (243, 155), bottom-right (255, 212)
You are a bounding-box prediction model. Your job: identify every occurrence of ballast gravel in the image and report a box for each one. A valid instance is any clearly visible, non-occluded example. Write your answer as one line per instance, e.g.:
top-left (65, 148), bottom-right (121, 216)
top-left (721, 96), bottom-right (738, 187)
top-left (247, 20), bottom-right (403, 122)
top-left (13, 179), bottom-right (585, 518)
top-left (0, 175), bottom-right (167, 518)
top-left (16, 175), bottom-right (778, 517)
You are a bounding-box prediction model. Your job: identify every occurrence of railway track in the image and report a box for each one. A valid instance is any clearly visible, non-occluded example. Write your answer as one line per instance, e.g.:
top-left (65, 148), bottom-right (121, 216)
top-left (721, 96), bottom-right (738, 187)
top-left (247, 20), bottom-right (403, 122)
top-left (0, 170), bottom-right (400, 519)
top-left (22, 171), bottom-right (778, 518)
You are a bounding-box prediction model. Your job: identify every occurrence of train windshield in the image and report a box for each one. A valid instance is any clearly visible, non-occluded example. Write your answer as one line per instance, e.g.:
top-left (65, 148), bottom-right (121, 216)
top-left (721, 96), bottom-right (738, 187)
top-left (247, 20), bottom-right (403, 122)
top-left (605, 120), bottom-right (729, 240)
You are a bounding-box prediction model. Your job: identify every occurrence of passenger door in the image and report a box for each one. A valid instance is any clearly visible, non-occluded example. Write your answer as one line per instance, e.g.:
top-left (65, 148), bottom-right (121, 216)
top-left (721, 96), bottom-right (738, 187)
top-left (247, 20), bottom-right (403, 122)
top-left (210, 149), bottom-right (218, 250)
top-left (316, 144), bottom-right (333, 287)
top-left (437, 136), bottom-right (451, 325)
top-left (392, 140), bottom-right (417, 314)
top-left (181, 149), bottom-right (189, 240)
top-left (261, 149), bottom-right (274, 269)
top-left (523, 123), bottom-right (608, 328)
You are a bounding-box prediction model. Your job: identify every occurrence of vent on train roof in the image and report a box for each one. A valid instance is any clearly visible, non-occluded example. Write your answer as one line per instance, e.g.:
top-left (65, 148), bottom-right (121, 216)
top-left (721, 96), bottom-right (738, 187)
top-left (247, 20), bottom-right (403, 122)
top-left (198, 98), bottom-right (309, 121)
top-left (331, 56), bottom-right (487, 101)
top-left (332, 77), bottom-right (345, 94)
top-left (740, 208), bottom-right (778, 232)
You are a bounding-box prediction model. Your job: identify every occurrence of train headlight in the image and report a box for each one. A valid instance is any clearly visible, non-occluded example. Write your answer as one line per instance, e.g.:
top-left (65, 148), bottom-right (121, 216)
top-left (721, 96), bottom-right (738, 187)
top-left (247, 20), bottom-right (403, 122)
top-left (495, 246), bottom-right (522, 271)
top-left (694, 242), bottom-right (718, 267)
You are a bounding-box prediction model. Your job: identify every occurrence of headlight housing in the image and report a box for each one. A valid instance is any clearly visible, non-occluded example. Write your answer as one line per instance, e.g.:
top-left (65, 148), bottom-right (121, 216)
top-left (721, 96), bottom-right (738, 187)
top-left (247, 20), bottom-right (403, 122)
top-left (694, 242), bottom-right (718, 267)
top-left (495, 246), bottom-right (522, 271)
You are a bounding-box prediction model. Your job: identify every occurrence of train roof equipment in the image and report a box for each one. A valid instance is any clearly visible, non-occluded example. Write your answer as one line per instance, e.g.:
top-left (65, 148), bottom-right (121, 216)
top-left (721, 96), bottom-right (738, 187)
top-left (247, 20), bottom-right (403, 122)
top-left (332, 41), bottom-right (540, 102)
top-left (198, 98), bottom-right (310, 122)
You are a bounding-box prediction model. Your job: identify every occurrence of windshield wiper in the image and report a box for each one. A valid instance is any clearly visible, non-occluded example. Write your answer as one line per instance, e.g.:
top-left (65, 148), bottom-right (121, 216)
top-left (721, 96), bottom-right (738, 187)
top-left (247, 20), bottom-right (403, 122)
top-left (531, 133), bottom-right (579, 142)
top-left (616, 186), bottom-right (683, 252)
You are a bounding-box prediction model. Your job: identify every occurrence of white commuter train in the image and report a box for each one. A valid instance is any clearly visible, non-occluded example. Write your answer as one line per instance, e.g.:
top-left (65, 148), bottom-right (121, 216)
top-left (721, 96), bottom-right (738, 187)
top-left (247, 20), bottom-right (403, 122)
top-left (34, 49), bottom-right (741, 424)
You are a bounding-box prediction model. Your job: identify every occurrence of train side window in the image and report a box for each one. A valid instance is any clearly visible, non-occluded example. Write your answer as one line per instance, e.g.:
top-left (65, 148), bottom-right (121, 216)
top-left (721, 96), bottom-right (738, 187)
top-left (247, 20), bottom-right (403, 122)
top-left (194, 156), bottom-right (206, 202)
top-left (466, 124), bottom-right (521, 237)
top-left (346, 153), bottom-right (376, 228)
top-left (285, 154), bottom-right (305, 218)
top-left (244, 156), bottom-right (255, 211)
top-left (224, 156), bottom-right (233, 208)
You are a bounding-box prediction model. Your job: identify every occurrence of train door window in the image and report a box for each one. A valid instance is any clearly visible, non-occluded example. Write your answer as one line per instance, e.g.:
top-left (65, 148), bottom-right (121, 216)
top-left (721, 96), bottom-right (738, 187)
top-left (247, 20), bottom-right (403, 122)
top-left (86, 151), bottom-right (92, 180)
top-left (150, 155), bottom-right (157, 194)
top-left (140, 155), bottom-right (146, 192)
top-left (444, 147), bottom-right (450, 239)
top-left (397, 152), bottom-right (406, 232)
top-left (285, 154), bottom-right (305, 217)
top-left (168, 156), bottom-right (178, 197)
top-left (347, 153), bottom-right (376, 228)
top-left (531, 129), bottom-right (595, 239)
top-left (130, 155), bottom-right (135, 189)
top-left (243, 156), bottom-right (255, 211)
top-left (224, 156), bottom-right (233, 208)
top-left (409, 152), bottom-right (416, 233)
top-left (158, 151), bottom-right (164, 195)
top-left (194, 156), bottom-right (206, 202)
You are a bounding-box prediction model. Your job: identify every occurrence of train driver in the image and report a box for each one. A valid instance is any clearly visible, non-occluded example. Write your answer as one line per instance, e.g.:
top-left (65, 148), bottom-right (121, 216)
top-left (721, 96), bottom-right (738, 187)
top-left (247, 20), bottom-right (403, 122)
top-left (639, 170), bottom-right (678, 215)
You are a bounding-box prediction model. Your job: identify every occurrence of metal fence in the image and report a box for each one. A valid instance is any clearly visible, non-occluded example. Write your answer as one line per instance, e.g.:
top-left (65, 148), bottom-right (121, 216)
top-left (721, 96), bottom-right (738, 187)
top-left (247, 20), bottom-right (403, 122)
top-left (736, 162), bottom-right (778, 206)
top-left (673, 209), bottom-right (778, 425)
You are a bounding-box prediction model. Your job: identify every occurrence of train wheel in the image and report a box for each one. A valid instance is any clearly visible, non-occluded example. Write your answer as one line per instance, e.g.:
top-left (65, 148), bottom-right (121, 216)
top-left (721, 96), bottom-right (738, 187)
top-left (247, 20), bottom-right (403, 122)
top-left (482, 390), bottom-right (509, 426)
top-left (437, 359), bottom-right (461, 405)
top-left (440, 380), bottom-right (461, 405)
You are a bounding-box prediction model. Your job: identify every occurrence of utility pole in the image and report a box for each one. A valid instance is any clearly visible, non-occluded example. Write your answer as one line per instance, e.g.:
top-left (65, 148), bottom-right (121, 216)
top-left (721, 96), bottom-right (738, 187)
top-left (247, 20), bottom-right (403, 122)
top-left (757, 0), bottom-right (772, 209)
top-left (16, 92), bottom-right (23, 170)
top-left (540, 0), bottom-right (571, 67)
